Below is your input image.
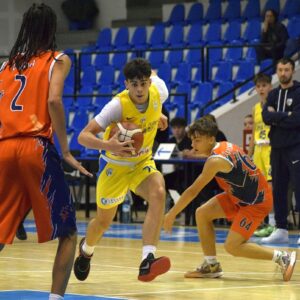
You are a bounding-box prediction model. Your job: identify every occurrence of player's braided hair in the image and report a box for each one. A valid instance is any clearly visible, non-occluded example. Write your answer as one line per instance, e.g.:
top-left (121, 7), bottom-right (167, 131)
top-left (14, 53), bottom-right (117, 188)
top-left (8, 3), bottom-right (57, 72)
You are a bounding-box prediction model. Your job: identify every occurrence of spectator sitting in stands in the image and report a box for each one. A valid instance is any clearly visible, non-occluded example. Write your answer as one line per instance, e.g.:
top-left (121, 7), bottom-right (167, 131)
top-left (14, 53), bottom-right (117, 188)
top-left (256, 9), bottom-right (289, 63)
top-left (164, 117), bottom-right (192, 199)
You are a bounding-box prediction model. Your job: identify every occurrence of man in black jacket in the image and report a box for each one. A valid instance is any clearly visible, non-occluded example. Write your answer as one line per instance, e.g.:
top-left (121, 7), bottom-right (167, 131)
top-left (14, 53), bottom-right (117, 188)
top-left (256, 9), bottom-right (289, 63)
top-left (262, 58), bottom-right (300, 244)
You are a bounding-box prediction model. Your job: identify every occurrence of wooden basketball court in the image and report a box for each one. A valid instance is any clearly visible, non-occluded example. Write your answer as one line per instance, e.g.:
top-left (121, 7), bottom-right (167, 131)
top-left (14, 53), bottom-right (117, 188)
top-left (0, 215), bottom-right (299, 300)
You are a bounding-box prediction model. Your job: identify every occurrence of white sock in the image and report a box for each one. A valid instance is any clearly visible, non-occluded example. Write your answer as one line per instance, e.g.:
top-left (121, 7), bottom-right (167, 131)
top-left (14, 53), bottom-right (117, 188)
top-left (49, 293), bottom-right (63, 300)
top-left (142, 245), bottom-right (157, 260)
top-left (272, 250), bottom-right (285, 263)
top-left (204, 256), bottom-right (217, 264)
top-left (82, 240), bottom-right (95, 256)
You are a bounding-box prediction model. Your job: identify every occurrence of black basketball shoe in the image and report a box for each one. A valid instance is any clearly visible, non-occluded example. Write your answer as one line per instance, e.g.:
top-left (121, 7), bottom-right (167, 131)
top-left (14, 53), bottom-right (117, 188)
top-left (138, 253), bottom-right (171, 282)
top-left (73, 238), bottom-right (93, 281)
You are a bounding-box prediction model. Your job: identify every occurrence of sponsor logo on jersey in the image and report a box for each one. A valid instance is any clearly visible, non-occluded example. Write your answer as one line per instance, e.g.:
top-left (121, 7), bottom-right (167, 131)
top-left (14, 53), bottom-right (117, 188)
top-left (100, 195), bottom-right (124, 205)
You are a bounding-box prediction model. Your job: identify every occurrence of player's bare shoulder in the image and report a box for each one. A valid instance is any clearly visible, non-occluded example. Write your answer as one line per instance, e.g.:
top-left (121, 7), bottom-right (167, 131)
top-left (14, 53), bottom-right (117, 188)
top-left (206, 155), bottom-right (232, 173)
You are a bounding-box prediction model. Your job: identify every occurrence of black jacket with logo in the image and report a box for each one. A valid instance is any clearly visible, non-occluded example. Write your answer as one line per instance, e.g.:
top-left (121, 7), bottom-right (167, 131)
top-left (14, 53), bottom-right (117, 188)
top-left (262, 80), bottom-right (300, 148)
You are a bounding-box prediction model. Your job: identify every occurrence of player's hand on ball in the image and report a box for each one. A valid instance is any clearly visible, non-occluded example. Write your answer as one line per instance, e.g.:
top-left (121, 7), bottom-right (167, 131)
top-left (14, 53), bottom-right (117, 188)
top-left (107, 130), bottom-right (136, 157)
top-left (163, 212), bottom-right (176, 234)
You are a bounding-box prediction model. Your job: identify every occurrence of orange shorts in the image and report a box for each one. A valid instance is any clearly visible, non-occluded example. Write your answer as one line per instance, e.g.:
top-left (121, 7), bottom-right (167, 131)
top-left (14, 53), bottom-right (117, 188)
top-left (0, 137), bottom-right (76, 244)
top-left (216, 190), bottom-right (273, 240)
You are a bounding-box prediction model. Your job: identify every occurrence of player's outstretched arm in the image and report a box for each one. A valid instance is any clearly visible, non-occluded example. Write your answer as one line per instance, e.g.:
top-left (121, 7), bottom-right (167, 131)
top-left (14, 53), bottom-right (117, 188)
top-left (163, 158), bottom-right (224, 233)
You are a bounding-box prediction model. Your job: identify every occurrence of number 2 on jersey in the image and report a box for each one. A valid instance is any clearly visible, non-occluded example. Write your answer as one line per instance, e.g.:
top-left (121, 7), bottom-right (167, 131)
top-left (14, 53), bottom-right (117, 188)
top-left (11, 74), bottom-right (26, 111)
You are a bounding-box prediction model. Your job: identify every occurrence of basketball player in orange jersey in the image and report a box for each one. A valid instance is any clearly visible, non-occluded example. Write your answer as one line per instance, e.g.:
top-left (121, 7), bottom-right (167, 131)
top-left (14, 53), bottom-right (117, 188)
top-left (73, 58), bottom-right (171, 283)
top-left (164, 117), bottom-right (297, 281)
top-left (0, 4), bottom-right (92, 300)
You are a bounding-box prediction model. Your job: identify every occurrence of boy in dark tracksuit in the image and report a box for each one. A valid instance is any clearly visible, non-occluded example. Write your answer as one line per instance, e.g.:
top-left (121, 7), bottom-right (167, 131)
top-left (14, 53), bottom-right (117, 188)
top-left (262, 58), bottom-right (300, 244)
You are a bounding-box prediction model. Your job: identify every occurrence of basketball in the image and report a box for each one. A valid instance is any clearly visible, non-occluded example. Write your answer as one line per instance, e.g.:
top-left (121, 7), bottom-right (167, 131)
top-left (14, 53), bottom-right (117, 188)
top-left (109, 122), bottom-right (144, 155)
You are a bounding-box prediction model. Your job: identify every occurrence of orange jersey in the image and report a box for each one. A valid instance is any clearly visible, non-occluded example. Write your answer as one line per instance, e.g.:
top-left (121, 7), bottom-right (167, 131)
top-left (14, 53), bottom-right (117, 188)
top-left (0, 51), bottom-right (64, 141)
top-left (209, 141), bottom-right (270, 206)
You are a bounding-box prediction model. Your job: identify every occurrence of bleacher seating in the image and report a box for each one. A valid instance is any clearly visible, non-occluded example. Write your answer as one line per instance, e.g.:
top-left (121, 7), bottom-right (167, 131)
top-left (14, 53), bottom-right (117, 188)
top-left (63, 0), bottom-right (300, 154)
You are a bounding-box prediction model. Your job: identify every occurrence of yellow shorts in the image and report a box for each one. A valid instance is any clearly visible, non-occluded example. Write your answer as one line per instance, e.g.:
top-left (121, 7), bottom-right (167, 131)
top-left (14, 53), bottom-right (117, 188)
top-left (253, 145), bottom-right (272, 181)
top-left (96, 155), bottom-right (159, 209)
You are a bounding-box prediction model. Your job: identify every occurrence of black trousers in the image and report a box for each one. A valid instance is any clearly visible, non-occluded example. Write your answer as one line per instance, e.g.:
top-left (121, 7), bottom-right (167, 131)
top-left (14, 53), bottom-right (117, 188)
top-left (271, 144), bottom-right (300, 229)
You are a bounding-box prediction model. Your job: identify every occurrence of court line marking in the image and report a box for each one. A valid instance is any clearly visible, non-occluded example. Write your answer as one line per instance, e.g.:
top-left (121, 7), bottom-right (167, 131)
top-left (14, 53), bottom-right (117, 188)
top-left (1, 256), bottom-right (298, 277)
top-left (108, 283), bottom-right (300, 297)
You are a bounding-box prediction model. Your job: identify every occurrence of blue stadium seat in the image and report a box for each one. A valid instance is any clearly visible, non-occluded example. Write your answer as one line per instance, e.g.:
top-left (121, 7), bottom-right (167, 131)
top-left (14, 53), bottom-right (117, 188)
top-left (281, 0), bottom-right (300, 19)
top-left (69, 130), bottom-right (85, 155)
top-left (115, 71), bottom-right (126, 90)
top-left (165, 3), bottom-right (185, 26)
top-left (131, 26), bottom-right (147, 50)
top-left (234, 61), bottom-right (255, 84)
top-left (191, 63), bottom-right (204, 86)
top-left (77, 86), bottom-right (94, 110)
top-left (113, 27), bottom-right (130, 50)
top-left (157, 62), bottom-right (172, 86)
top-left (204, 22), bottom-right (222, 44)
top-left (70, 110), bottom-right (89, 132)
top-left (186, 23), bottom-right (203, 46)
top-left (97, 65), bottom-right (115, 88)
top-left (186, 2), bottom-right (204, 24)
top-left (216, 81), bottom-right (235, 106)
top-left (96, 28), bottom-right (113, 51)
top-left (238, 81), bottom-right (255, 95)
top-left (223, 0), bottom-right (241, 22)
top-left (287, 16), bottom-right (300, 39)
top-left (223, 21), bottom-right (241, 43)
top-left (63, 85), bottom-right (75, 109)
top-left (95, 85), bottom-right (113, 111)
top-left (223, 41), bottom-right (243, 62)
top-left (186, 49), bottom-right (203, 67)
top-left (81, 66), bottom-right (97, 89)
top-left (242, 19), bottom-right (261, 42)
top-left (173, 63), bottom-right (191, 86)
top-left (212, 61), bottom-right (233, 85)
top-left (244, 46), bottom-right (257, 63)
top-left (111, 52), bottom-right (128, 70)
top-left (94, 53), bottom-right (109, 70)
top-left (204, 1), bottom-right (221, 23)
top-left (191, 82), bottom-right (213, 107)
top-left (242, 0), bottom-right (260, 20)
top-left (171, 83), bottom-right (191, 106)
top-left (96, 28), bottom-right (112, 50)
top-left (166, 50), bottom-right (183, 67)
top-left (207, 41), bottom-right (224, 66)
top-left (79, 51), bottom-right (92, 71)
top-left (259, 59), bottom-right (274, 75)
top-left (263, 0), bottom-right (280, 13)
top-left (149, 24), bottom-right (166, 49)
top-left (148, 51), bottom-right (165, 69)
top-left (167, 24), bottom-right (185, 47)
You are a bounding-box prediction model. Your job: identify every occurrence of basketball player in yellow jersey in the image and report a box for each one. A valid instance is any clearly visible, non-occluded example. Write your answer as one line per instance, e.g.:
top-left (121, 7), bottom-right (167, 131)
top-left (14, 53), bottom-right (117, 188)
top-left (74, 58), bottom-right (171, 282)
top-left (248, 73), bottom-right (273, 237)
